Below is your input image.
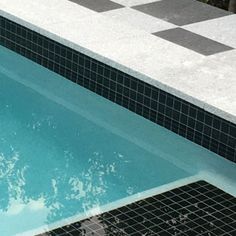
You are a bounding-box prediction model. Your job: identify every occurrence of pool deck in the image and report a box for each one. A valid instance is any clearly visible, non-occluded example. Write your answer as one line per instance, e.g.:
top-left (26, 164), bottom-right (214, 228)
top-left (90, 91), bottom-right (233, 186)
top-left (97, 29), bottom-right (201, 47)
top-left (1, 2), bottom-right (236, 235)
top-left (0, 0), bottom-right (236, 124)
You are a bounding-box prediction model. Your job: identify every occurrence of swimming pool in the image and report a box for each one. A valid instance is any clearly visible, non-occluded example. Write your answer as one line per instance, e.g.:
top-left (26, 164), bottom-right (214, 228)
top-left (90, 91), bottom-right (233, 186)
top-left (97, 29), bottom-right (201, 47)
top-left (0, 45), bottom-right (236, 235)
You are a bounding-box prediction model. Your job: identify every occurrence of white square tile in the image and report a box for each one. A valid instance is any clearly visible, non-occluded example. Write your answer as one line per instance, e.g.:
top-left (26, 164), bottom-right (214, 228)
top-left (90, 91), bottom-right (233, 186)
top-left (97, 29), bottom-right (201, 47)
top-left (102, 8), bottom-right (176, 33)
top-left (87, 34), bottom-right (203, 81)
top-left (183, 15), bottom-right (236, 48)
top-left (111, 0), bottom-right (160, 7)
top-left (44, 15), bottom-right (147, 48)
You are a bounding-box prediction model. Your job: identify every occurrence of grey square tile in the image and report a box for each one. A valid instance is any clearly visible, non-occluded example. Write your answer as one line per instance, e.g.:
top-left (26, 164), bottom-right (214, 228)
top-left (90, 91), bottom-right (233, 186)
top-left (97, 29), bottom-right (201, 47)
top-left (133, 0), bottom-right (232, 26)
top-left (153, 28), bottom-right (233, 55)
top-left (69, 0), bottom-right (124, 12)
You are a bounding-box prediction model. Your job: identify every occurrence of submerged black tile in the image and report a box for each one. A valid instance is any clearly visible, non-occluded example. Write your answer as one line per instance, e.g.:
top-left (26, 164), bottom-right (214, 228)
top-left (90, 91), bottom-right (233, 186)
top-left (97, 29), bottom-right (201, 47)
top-left (69, 0), bottom-right (124, 12)
top-left (154, 28), bottom-right (233, 55)
top-left (39, 181), bottom-right (236, 236)
top-left (133, 0), bottom-right (231, 26)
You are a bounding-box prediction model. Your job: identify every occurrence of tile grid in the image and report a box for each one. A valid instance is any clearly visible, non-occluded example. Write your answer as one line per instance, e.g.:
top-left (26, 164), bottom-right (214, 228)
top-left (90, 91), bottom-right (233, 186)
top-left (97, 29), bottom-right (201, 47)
top-left (38, 181), bottom-right (236, 236)
top-left (0, 16), bottom-right (236, 162)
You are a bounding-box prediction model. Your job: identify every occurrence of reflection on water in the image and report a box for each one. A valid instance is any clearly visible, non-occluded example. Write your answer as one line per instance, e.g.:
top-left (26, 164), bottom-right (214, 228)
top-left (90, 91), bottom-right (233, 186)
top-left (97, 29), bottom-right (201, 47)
top-left (0, 74), bottom-right (189, 235)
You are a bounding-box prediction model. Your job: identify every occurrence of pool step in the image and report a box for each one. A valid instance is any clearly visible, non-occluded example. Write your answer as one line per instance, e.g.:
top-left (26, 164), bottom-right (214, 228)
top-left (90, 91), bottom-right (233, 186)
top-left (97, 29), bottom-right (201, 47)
top-left (39, 181), bottom-right (236, 236)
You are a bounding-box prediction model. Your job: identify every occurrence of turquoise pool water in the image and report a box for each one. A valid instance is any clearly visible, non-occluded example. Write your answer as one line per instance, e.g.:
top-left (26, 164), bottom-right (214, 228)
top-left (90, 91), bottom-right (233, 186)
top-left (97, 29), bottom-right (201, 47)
top-left (0, 46), bottom-right (235, 235)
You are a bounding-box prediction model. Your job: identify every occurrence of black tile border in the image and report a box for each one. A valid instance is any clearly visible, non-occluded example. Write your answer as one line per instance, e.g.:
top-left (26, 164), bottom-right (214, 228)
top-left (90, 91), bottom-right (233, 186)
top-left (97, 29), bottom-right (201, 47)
top-left (0, 16), bottom-right (236, 163)
top-left (38, 181), bottom-right (236, 236)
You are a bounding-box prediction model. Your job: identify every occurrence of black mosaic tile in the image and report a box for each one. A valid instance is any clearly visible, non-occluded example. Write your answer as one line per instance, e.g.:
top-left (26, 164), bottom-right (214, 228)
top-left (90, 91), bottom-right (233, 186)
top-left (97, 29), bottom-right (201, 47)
top-left (132, 0), bottom-right (232, 26)
top-left (69, 0), bottom-right (124, 12)
top-left (154, 27), bottom-right (233, 56)
top-left (38, 181), bottom-right (236, 236)
top-left (0, 16), bottom-right (236, 163)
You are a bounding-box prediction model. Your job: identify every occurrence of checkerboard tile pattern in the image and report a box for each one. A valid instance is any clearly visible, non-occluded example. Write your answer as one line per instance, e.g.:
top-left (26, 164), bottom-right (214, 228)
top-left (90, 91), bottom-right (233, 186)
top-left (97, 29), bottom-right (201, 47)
top-left (38, 181), bottom-right (236, 236)
top-left (71, 0), bottom-right (235, 56)
top-left (183, 14), bottom-right (236, 49)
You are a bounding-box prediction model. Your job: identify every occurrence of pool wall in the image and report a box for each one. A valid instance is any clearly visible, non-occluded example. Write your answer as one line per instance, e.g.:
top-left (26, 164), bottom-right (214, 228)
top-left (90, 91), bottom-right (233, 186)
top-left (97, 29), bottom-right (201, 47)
top-left (0, 15), bottom-right (235, 163)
